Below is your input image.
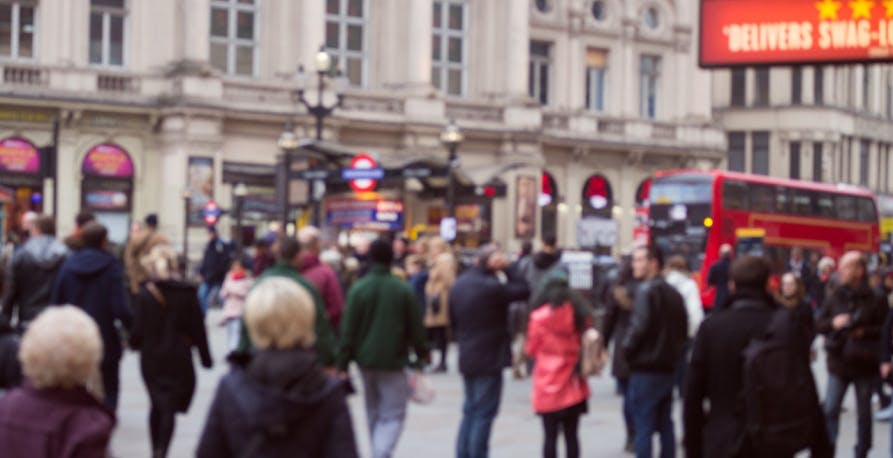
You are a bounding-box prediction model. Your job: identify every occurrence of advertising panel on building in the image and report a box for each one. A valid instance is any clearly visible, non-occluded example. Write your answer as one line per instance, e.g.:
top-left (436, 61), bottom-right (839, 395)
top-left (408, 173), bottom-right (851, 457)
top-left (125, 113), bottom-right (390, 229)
top-left (81, 143), bottom-right (134, 244)
top-left (701, 0), bottom-right (893, 66)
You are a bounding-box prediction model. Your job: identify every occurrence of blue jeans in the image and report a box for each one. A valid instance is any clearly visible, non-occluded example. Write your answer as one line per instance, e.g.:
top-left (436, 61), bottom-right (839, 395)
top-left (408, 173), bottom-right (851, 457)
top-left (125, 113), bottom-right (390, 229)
top-left (823, 373), bottom-right (873, 458)
top-left (628, 372), bottom-right (676, 458)
top-left (457, 374), bottom-right (503, 458)
top-left (197, 282), bottom-right (220, 316)
top-left (360, 369), bottom-right (410, 458)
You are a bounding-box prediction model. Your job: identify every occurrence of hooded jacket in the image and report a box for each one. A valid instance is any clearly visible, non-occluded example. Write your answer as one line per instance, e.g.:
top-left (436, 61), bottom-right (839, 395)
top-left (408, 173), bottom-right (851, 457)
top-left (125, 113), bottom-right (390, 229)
top-left (51, 248), bottom-right (133, 362)
top-left (2, 235), bottom-right (68, 326)
top-left (299, 252), bottom-right (345, 329)
top-left (196, 349), bottom-right (358, 458)
top-left (524, 251), bottom-right (562, 301)
top-left (525, 302), bottom-right (590, 414)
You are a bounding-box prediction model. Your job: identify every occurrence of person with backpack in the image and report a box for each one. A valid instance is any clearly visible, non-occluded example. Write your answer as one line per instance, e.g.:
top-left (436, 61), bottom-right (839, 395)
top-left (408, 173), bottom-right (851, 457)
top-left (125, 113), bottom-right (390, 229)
top-left (622, 245), bottom-right (688, 458)
top-left (683, 255), bottom-right (830, 458)
top-left (817, 251), bottom-right (888, 458)
top-left (525, 270), bottom-right (591, 458)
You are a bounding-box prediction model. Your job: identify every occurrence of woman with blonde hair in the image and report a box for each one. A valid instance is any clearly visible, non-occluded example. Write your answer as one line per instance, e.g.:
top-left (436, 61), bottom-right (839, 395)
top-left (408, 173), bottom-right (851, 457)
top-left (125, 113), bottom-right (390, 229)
top-left (0, 306), bottom-right (115, 456)
top-left (197, 277), bottom-right (358, 457)
top-left (425, 236), bottom-right (457, 372)
top-left (131, 244), bottom-right (212, 458)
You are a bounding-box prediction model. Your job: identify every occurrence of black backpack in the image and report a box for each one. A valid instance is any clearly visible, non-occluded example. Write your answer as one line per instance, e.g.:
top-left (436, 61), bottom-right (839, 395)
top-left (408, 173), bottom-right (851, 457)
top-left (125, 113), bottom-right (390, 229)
top-left (740, 308), bottom-right (821, 456)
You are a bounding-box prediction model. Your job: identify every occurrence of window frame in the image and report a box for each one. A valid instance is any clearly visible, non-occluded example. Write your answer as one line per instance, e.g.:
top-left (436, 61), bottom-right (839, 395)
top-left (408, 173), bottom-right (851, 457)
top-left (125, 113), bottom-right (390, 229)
top-left (812, 142), bottom-right (823, 182)
top-left (325, 0), bottom-right (367, 88)
top-left (727, 131), bottom-right (746, 172)
top-left (730, 68), bottom-right (745, 107)
top-left (585, 49), bottom-right (607, 112)
top-left (791, 66), bottom-right (802, 105)
top-left (639, 54), bottom-right (660, 119)
top-left (89, 0), bottom-right (127, 67)
top-left (432, 0), bottom-right (468, 97)
top-left (209, 0), bottom-right (259, 77)
top-left (814, 65), bottom-right (824, 105)
top-left (754, 67), bottom-right (769, 106)
top-left (789, 142), bottom-right (801, 179)
top-left (751, 131), bottom-right (770, 175)
top-left (0, 0), bottom-right (37, 60)
top-left (529, 40), bottom-right (551, 105)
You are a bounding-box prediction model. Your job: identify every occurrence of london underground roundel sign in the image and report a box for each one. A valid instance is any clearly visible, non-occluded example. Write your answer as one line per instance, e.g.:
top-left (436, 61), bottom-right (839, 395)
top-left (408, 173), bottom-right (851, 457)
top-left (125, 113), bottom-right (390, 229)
top-left (348, 153), bottom-right (379, 193)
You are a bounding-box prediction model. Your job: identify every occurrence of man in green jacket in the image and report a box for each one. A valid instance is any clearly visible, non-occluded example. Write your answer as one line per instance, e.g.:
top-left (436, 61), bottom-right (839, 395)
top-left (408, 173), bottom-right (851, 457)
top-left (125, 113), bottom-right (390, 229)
top-left (251, 237), bottom-right (337, 367)
top-left (337, 239), bottom-right (429, 458)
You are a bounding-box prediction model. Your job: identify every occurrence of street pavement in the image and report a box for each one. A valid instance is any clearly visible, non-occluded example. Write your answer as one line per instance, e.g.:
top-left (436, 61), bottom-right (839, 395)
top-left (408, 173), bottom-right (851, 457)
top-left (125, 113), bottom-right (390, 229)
top-left (112, 309), bottom-right (891, 457)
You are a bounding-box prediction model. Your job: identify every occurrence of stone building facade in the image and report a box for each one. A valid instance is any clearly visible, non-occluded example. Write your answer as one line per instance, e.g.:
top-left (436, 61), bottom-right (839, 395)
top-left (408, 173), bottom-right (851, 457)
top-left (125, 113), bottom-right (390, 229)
top-left (0, 0), bottom-right (723, 258)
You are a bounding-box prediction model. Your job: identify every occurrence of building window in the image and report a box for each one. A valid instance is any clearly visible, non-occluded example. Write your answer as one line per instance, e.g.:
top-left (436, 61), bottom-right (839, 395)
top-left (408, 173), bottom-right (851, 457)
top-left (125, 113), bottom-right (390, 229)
top-left (752, 131), bottom-right (770, 175)
top-left (791, 66), bottom-right (802, 105)
top-left (887, 80), bottom-right (892, 119)
top-left (728, 132), bottom-right (746, 172)
top-left (534, 0), bottom-right (551, 13)
top-left (432, 1), bottom-right (467, 96)
top-left (789, 142), bottom-right (801, 179)
top-left (730, 68), bottom-right (745, 106)
top-left (89, 0), bottom-right (125, 66)
top-left (529, 40), bottom-right (551, 105)
top-left (814, 66), bottom-right (824, 105)
top-left (813, 142), bottom-right (823, 181)
top-left (209, 0), bottom-right (257, 76)
top-left (862, 65), bottom-right (870, 110)
top-left (639, 54), bottom-right (660, 119)
top-left (643, 7), bottom-right (659, 29)
top-left (585, 48), bottom-right (607, 112)
top-left (0, 1), bottom-right (35, 59)
top-left (754, 67), bottom-right (769, 106)
top-left (591, 1), bottom-right (606, 21)
top-left (860, 139), bottom-right (870, 186)
top-left (326, 0), bottom-right (366, 87)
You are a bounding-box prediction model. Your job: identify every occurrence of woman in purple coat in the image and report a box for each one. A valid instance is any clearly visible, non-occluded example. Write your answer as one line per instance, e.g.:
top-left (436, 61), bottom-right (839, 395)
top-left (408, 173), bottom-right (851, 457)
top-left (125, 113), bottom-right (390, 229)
top-left (0, 306), bottom-right (114, 457)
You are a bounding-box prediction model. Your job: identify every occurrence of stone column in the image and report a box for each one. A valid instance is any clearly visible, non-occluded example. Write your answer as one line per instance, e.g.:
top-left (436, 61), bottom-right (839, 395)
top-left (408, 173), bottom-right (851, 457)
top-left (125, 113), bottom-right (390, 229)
top-left (181, 0), bottom-right (210, 63)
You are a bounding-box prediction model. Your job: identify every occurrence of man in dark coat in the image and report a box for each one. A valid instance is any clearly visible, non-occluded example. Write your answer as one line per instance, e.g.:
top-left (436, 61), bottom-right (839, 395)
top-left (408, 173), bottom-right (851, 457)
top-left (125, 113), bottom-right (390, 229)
top-left (816, 251), bottom-right (888, 458)
top-left (683, 255), bottom-right (831, 458)
top-left (198, 225), bottom-right (233, 314)
top-left (0, 315), bottom-right (21, 389)
top-left (707, 243), bottom-right (732, 310)
top-left (51, 222), bottom-right (133, 412)
top-left (63, 211), bottom-right (95, 252)
top-left (2, 214), bottom-right (68, 330)
top-left (450, 244), bottom-right (530, 458)
top-left (622, 245), bottom-right (687, 458)
top-left (130, 245), bottom-right (213, 458)
top-left (601, 259), bottom-right (637, 452)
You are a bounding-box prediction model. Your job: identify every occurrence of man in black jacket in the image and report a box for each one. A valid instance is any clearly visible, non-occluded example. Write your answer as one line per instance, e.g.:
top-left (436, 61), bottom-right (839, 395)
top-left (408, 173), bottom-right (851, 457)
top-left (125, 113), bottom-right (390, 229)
top-left (817, 251), bottom-right (888, 458)
top-left (623, 245), bottom-right (687, 458)
top-left (450, 244), bottom-right (530, 458)
top-left (2, 215), bottom-right (68, 330)
top-left (707, 243), bottom-right (732, 310)
top-left (683, 255), bottom-right (831, 458)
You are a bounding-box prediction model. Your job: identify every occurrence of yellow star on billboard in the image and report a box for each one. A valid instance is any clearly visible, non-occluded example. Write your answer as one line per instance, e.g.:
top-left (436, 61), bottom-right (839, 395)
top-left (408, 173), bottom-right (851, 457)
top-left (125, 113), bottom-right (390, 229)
top-left (816, 0), bottom-right (843, 19)
top-left (849, 0), bottom-right (875, 19)
top-left (884, 0), bottom-right (893, 16)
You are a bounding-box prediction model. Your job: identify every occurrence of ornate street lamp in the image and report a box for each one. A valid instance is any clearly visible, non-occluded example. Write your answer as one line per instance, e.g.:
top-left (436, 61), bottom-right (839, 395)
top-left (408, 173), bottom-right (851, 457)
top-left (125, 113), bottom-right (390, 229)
top-left (440, 119), bottom-right (464, 218)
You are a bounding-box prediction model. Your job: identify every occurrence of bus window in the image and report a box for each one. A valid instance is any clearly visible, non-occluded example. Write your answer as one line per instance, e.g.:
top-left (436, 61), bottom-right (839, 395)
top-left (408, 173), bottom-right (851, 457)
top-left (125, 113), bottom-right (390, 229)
top-left (857, 197), bottom-right (877, 222)
top-left (791, 190), bottom-right (812, 215)
top-left (750, 185), bottom-right (775, 213)
top-left (835, 195), bottom-right (857, 220)
top-left (774, 187), bottom-right (791, 213)
top-left (814, 192), bottom-right (835, 218)
top-left (723, 180), bottom-right (749, 210)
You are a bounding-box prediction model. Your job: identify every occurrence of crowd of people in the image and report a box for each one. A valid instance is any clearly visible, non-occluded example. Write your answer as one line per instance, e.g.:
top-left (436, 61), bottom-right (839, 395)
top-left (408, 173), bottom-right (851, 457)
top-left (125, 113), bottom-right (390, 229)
top-left (1, 210), bottom-right (893, 458)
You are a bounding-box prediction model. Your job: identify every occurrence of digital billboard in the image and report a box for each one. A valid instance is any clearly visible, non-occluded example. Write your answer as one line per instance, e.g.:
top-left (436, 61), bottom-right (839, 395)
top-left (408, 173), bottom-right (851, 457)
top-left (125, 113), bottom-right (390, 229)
top-left (701, 0), bottom-right (893, 66)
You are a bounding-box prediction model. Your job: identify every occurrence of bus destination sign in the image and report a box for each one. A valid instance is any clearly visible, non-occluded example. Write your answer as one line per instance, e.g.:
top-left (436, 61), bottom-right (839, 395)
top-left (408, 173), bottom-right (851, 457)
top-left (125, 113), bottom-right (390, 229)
top-left (701, 0), bottom-right (893, 66)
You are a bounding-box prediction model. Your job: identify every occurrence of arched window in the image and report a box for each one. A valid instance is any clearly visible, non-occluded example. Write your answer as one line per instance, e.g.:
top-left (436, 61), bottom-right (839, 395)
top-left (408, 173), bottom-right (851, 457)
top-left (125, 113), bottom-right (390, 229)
top-left (540, 171), bottom-right (558, 240)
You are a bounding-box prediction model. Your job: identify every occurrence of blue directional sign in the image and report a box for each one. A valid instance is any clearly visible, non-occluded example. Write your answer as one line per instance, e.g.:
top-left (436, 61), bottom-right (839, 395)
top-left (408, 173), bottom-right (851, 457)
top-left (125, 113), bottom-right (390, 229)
top-left (342, 168), bottom-right (384, 181)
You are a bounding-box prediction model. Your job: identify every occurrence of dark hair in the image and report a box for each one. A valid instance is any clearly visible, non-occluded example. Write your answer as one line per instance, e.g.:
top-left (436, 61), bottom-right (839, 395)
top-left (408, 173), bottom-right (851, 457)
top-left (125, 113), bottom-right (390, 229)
top-left (730, 255), bottom-right (771, 292)
top-left (521, 241), bottom-right (533, 257)
top-left (277, 237), bottom-right (300, 262)
top-left (35, 215), bottom-right (55, 236)
top-left (637, 244), bottom-right (664, 270)
top-left (75, 212), bottom-right (95, 228)
top-left (81, 222), bottom-right (108, 249)
top-left (370, 239), bottom-right (394, 265)
top-left (543, 235), bottom-right (557, 248)
top-left (144, 213), bottom-right (158, 228)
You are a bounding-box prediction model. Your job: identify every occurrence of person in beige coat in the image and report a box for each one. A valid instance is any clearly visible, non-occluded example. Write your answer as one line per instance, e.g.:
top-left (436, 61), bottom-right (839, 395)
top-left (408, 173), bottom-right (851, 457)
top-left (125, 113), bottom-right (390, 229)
top-left (425, 237), bottom-right (456, 372)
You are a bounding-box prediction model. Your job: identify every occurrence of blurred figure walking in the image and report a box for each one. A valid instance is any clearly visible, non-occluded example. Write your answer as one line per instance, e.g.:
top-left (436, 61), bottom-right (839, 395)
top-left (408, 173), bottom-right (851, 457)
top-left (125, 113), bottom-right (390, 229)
top-left (424, 237), bottom-right (456, 372)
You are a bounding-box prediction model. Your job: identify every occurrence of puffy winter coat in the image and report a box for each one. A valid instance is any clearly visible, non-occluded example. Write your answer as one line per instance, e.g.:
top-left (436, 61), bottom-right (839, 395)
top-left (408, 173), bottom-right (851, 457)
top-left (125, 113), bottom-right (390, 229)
top-left (525, 302), bottom-right (590, 414)
top-left (220, 272), bottom-right (253, 320)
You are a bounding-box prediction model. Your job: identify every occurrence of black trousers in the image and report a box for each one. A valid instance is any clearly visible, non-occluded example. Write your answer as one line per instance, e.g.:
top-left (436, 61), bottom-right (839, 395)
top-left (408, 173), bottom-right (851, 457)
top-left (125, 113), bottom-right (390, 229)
top-left (149, 404), bottom-right (176, 457)
top-left (541, 405), bottom-right (583, 458)
top-left (427, 326), bottom-right (448, 367)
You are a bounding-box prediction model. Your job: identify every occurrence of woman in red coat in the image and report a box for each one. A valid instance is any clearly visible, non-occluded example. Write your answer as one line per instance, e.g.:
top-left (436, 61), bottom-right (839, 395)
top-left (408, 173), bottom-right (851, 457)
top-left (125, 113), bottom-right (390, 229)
top-left (525, 271), bottom-right (591, 458)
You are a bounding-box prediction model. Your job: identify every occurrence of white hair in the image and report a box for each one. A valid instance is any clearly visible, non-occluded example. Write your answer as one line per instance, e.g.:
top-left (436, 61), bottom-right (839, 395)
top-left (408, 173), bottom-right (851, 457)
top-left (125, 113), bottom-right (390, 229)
top-left (19, 306), bottom-right (103, 389)
top-left (244, 277), bottom-right (316, 350)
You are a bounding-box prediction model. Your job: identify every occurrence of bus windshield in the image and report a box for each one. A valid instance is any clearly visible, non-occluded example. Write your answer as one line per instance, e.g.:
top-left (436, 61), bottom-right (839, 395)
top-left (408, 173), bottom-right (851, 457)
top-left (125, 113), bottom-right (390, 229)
top-left (649, 174), bottom-right (714, 271)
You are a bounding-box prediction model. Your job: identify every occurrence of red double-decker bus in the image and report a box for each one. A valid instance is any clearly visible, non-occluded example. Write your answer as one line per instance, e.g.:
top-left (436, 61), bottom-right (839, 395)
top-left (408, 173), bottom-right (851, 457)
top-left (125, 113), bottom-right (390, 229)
top-left (646, 170), bottom-right (880, 308)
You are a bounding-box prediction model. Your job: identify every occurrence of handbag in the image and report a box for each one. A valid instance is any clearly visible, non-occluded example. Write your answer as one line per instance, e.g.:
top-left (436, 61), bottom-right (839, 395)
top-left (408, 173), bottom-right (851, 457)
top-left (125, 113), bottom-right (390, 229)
top-left (580, 328), bottom-right (608, 377)
top-left (407, 370), bottom-right (436, 404)
top-left (426, 293), bottom-right (441, 315)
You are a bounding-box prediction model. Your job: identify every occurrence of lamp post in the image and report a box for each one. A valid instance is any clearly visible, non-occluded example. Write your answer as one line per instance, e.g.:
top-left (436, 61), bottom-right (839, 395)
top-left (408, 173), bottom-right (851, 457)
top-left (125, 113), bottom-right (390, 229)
top-left (277, 124), bottom-right (300, 231)
top-left (440, 119), bottom-right (464, 218)
top-left (234, 182), bottom-right (248, 256)
top-left (182, 190), bottom-right (192, 277)
top-left (291, 46), bottom-right (347, 228)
